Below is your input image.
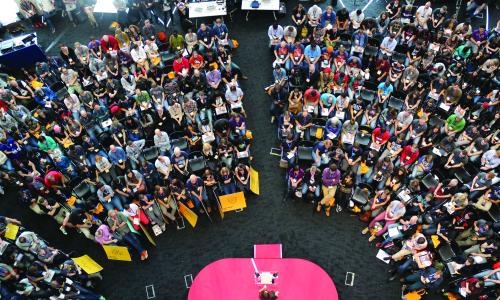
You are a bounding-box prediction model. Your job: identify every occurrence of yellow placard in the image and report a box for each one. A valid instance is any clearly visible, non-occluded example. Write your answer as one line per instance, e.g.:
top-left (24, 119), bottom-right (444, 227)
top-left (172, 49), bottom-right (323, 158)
top-left (216, 197), bottom-right (224, 220)
top-left (431, 235), bottom-right (441, 248)
top-left (178, 202), bottom-right (198, 228)
top-left (219, 192), bottom-right (247, 212)
top-left (102, 245), bottom-right (132, 261)
top-left (4, 223), bottom-right (19, 240)
top-left (249, 167), bottom-right (260, 195)
top-left (72, 255), bottom-right (103, 274)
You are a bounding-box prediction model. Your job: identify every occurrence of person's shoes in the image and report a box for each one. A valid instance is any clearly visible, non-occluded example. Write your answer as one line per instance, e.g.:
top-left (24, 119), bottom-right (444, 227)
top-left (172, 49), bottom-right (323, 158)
top-left (325, 207), bottom-right (331, 217)
top-left (51, 28), bottom-right (56, 34)
top-left (140, 250), bottom-right (149, 260)
top-left (361, 227), bottom-right (369, 235)
top-left (207, 206), bottom-right (212, 213)
top-left (242, 75), bottom-right (248, 80)
top-left (368, 235), bottom-right (376, 242)
top-left (60, 226), bottom-right (68, 235)
top-left (335, 204), bottom-right (342, 213)
top-left (199, 209), bottom-right (204, 214)
top-left (161, 224), bottom-right (166, 231)
top-left (383, 257), bottom-right (392, 262)
top-left (316, 204), bottom-right (321, 212)
top-left (375, 242), bottom-right (382, 248)
top-left (387, 274), bottom-right (398, 282)
top-left (270, 116), bottom-right (275, 123)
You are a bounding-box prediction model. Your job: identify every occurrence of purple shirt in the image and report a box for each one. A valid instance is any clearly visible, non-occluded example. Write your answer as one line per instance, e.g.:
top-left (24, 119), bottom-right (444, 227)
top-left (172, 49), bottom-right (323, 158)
top-left (288, 168), bottom-right (304, 181)
top-left (322, 168), bottom-right (340, 186)
top-left (206, 70), bottom-right (221, 86)
top-left (471, 29), bottom-right (488, 42)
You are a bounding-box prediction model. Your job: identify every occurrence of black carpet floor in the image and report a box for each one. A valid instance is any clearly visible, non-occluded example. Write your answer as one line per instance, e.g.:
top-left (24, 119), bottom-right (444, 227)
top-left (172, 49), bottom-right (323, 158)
top-left (1, 0), bottom-right (496, 299)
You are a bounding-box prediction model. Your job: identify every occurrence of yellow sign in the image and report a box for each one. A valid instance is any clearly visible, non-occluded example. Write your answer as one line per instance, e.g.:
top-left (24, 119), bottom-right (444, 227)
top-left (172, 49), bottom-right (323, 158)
top-left (250, 167), bottom-right (260, 195)
top-left (72, 255), bottom-right (103, 274)
top-left (219, 192), bottom-right (247, 212)
top-left (178, 202), bottom-right (198, 228)
top-left (102, 245), bottom-right (132, 261)
top-left (4, 223), bottom-right (19, 240)
top-left (216, 197), bottom-right (224, 220)
top-left (431, 235), bottom-right (441, 248)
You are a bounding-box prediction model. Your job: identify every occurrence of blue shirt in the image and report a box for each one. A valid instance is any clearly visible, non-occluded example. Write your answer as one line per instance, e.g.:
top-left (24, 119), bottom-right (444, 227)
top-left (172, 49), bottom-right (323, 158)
top-left (320, 11), bottom-right (336, 27)
top-left (304, 45), bottom-right (321, 62)
top-left (197, 27), bottom-right (214, 42)
top-left (377, 82), bottom-right (393, 96)
top-left (186, 177), bottom-right (203, 192)
top-left (108, 147), bottom-right (127, 164)
top-left (212, 24), bottom-right (228, 38)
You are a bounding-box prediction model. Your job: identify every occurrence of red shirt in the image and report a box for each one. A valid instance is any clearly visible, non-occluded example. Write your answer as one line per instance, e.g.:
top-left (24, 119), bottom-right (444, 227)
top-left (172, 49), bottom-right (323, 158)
top-left (304, 88), bottom-right (320, 105)
top-left (372, 128), bottom-right (390, 144)
top-left (400, 146), bottom-right (419, 165)
top-left (100, 35), bottom-right (119, 53)
top-left (173, 57), bottom-right (190, 74)
top-left (44, 170), bottom-right (63, 188)
top-left (189, 55), bottom-right (204, 69)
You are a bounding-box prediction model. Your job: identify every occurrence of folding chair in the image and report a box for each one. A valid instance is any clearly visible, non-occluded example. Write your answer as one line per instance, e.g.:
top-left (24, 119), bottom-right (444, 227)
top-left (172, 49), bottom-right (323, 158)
top-left (360, 88), bottom-right (376, 103)
top-left (422, 173), bottom-right (439, 190)
top-left (351, 185), bottom-right (371, 206)
top-left (488, 205), bottom-right (500, 223)
top-left (297, 146), bottom-right (313, 163)
top-left (143, 146), bottom-right (159, 161)
top-left (189, 157), bottom-right (207, 175)
top-left (388, 96), bottom-right (404, 111)
top-left (454, 168), bottom-right (471, 185)
top-left (355, 125), bottom-right (372, 147)
top-left (171, 137), bottom-right (189, 152)
top-left (438, 242), bottom-right (455, 262)
top-left (392, 52), bottom-right (406, 65)
top-left (73, 181), bottom-right (91, 200)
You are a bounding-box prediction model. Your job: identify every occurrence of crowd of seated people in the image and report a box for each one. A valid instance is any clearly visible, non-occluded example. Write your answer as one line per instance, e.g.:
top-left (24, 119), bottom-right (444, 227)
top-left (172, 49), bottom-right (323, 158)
top-left (0, 215), bottom-right (103, 299)
top-left (0, 16), bottom-right (253, 261)
top-left (270, 2), bottom-right (499, 298)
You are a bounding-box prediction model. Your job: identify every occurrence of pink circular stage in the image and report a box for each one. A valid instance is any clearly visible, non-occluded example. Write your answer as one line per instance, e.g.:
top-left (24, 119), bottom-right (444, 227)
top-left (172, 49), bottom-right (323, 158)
top-left (188, 258), bottom-right (339, 300)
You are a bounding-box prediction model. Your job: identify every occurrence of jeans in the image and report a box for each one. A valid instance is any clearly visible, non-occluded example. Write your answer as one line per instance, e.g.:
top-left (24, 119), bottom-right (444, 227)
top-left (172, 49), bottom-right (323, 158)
top-left (312, 152), bottom-right (330, 167)
top-left (102, 195), bottom-right (126, 211)
top-left (123, 232), bottom-right (144, 255)
top-left (404, 273), bottom-right (426, 291)
top-left (0, 159), bottom-right (14, 172)
top-left (191, 189), bottom-right (209, 209)
top-left (361, 115), bottom-right (377, 129)
top-left (301, 184), bottom-right (320, 198)
top-left (356, 166), bottom-right (373, 184)
top-left (221, 183), bottom-right (236, 195)
top-left (42, 11), bottom-right (55, 31)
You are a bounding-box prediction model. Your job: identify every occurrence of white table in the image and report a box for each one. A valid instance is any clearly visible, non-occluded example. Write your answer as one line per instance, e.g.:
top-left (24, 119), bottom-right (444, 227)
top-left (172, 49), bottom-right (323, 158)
top-left (241, 0), bottom-right (280, 20)
top-left (94, 0), bottom-right (118, 14)
top-left (189, 1), bottom-right (227, 19)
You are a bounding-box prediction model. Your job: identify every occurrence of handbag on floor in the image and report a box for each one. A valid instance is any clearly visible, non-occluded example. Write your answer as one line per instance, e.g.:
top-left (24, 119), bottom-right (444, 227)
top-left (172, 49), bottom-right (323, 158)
top-left (402, 289), bottom-right (426, 300)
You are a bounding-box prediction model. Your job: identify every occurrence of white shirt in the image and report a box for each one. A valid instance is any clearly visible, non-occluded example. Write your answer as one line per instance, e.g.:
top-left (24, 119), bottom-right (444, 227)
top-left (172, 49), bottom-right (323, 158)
top-left (349, 11), bottom-right (365, 29)
top-left (416, 6), bottom-right (432, 20)
top-left (380, 37), bottom-right (397, 55)
top-left (154, 132), bottom-right (171, 152)
top-left (154, 156), bottom-right (171, 175)
top-left (130, 47), bottom-right (147, 62)
top-left (268, 25), bottom-right (284, 41)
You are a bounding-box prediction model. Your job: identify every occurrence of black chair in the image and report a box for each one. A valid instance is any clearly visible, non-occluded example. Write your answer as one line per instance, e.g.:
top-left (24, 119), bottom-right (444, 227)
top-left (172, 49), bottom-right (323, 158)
top-left (309, 125), bottom-right (323, 141)
top-left (143, 146), bottom-right (159, 161)
top-left (438, 242), bottom-right (455, 262)
top-left (297, 146), bottom-right (313, 162)
top-left (355, 125), bottom-right (372, 146)
top-left (360, 88), bottom-right (376, 103)
top-left (363, 45), bottom-right (379, 58)
top-left (351, 185), bottom-right (371, 206)
top-left (56, 88), bottom-right (69, 101)
top-left (422, 173), bottom-right (439, 190)
top-left (488, 205), bottom-right (500, 223)
top-left (391, 52), bottom-right (406, 65)
top-left (368, 36), bottom-right (382, 47)
top-left (428, 116), bottom-right (444, 128)
top-left (171, 137), bottom-right (189, 152)
top-left (454, 167), bottom-right (472, 184)
top-left (388, 96), bottom-right (404, 111)
top-left (73, 181), bottom-right (91, 200)
top-left (339, 33), bottom-right (352, 50)
top-left (189, 157), bottom-right (207, 174)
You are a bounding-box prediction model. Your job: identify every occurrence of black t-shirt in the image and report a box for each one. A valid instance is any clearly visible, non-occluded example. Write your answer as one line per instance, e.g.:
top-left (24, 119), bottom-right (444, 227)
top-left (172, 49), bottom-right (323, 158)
top-left (337, 9), bottom-right (349, 22)
top-left (68, 208), bottom-right (86, 226)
